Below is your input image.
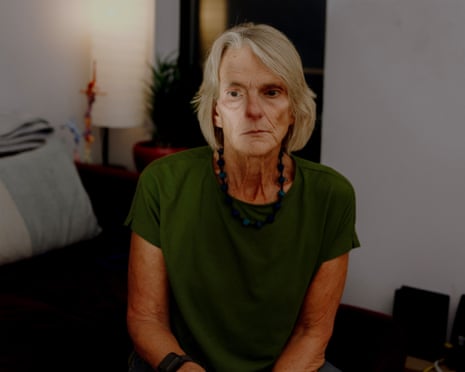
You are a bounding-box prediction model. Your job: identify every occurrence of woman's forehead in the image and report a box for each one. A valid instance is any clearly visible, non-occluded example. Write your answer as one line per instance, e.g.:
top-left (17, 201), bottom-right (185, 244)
top-left (219, 46), bottom-right (284, 85)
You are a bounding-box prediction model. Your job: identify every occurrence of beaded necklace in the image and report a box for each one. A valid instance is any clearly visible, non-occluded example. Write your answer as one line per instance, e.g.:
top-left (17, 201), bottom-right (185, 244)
top-left (216, 148), bottom-right (286, 228)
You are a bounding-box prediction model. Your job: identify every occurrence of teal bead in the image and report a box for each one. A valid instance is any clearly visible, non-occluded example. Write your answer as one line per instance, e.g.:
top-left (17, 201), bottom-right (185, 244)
top-left (266, 214), bottom-right (275, 223)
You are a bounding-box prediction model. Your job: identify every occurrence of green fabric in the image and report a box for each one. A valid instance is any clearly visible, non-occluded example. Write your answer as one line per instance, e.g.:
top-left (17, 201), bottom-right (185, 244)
top-left (125, 146), bottom-right (360, 371)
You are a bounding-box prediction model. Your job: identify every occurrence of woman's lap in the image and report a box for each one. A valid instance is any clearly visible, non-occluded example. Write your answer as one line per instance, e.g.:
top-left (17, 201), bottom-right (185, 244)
top-left (319, 361), bottom-right (342, 372)
top-left (128, 352), bottom-right (341, 372)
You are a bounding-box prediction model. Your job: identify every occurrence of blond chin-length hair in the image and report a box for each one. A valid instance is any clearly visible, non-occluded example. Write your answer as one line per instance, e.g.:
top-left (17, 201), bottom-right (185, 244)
top-left (192, 23), bottom-right (316, 153)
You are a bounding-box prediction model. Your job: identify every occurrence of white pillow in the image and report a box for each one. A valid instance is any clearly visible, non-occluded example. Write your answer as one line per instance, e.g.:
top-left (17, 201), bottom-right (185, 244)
top-left (0, 138), bottom-right (101, 265)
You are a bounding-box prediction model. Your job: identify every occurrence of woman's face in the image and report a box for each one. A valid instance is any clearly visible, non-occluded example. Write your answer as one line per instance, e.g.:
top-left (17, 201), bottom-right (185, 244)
top-left (213, 45), bottom-right (294, 156)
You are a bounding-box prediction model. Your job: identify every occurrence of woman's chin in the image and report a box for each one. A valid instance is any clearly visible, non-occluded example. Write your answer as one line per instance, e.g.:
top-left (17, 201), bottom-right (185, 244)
top-left (234, 141), bottom-right (280, 157)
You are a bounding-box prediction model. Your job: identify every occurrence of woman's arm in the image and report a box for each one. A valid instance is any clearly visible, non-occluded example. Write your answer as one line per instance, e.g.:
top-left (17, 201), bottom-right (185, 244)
top-left (273, 253), bottom-right (349, 372)
top-left (127, 232), bottom-right (205, 371)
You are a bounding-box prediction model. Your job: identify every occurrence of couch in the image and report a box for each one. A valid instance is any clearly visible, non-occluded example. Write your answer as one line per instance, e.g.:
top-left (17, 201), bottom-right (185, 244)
top-left (0, 139), bottom-right (406, 372)
top-left (0, 139), bottom-right (138, 371)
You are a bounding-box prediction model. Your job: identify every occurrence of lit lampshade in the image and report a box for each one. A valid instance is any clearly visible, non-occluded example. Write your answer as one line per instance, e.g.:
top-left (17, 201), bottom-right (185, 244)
top-left (89, 0), bottom-right (153, 164)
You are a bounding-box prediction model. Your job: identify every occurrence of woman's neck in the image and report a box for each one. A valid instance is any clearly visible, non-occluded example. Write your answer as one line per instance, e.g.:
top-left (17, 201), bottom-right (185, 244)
top-left (215, 148), bottom-right (294, 204)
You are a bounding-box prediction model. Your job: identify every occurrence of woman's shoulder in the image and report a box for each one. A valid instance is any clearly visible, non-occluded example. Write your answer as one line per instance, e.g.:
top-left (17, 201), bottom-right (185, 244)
top-left (135, 146), bottom-right (213, 194)
top-left (292, 154), bottom-right (356, 194)
top-left (141, 146), bottom-right (212, 175)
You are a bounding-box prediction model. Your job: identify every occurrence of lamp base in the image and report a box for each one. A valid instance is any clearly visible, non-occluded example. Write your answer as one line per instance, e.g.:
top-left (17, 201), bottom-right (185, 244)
top-left (101, 127), bottom-right (109, 166)
top-left (99, 127), bottom-right (126, 169)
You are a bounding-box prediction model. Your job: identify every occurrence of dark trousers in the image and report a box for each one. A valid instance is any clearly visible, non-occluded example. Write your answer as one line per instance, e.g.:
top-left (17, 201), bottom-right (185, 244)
top-left (128, 351), bottom-right (342, 372)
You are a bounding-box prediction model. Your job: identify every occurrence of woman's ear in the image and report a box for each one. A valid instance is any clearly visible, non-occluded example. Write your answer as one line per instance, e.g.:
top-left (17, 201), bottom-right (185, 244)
top-left (213, 105), bottom-right (222, 128)
top-left (289, 109), bottom-right (296, 126)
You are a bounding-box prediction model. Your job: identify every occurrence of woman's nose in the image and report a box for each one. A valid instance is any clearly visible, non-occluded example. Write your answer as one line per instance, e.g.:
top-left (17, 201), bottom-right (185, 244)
top-left (245, 94), bottom-right (264, 119)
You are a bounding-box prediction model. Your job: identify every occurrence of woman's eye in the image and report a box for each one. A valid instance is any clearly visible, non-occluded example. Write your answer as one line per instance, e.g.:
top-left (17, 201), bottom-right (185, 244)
top-left (265, 89), bottom-right (281, 97)
top-left (227, 90), bottom-right (241, 98)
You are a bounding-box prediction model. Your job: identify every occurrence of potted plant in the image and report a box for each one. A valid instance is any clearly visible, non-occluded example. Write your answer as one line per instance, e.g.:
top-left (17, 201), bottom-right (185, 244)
top-left (133, 54), bottom-right (202, 172)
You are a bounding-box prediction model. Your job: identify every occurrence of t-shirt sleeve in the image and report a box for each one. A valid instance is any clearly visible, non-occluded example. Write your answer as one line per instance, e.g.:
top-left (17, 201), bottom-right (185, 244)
top-left (124, 168), bottom-right (162, 248)
top-left (320, 176), bottom-right (360, 263)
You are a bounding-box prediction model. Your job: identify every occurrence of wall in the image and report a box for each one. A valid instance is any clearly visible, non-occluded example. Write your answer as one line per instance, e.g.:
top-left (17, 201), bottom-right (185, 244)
top-left (0, 0), bottom-right (175, 170)
top-left (323, 0), bottom-right (465, 336)
top-left (154, 0), bottom-right (179, 59)
top-left (0, 0), bottom-right (89, 142)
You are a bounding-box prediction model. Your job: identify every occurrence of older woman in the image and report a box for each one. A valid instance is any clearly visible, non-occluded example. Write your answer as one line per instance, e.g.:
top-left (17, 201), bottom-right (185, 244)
top-left (125, 23), bottom-right (360, 372)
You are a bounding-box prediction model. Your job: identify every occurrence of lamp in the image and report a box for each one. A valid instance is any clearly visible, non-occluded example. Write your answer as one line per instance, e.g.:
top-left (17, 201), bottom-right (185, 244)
top-left (89, 0), bottom-right (153, 166)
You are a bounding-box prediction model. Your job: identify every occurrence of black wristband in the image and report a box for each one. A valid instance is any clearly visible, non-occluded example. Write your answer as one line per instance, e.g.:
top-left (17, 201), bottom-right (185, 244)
top-left (157, 352), bottom-right (194, 372)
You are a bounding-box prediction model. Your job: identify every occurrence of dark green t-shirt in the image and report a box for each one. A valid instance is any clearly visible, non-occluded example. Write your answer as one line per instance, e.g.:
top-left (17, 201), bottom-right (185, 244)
top-left (125, 146), bottom-right (360, 371)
